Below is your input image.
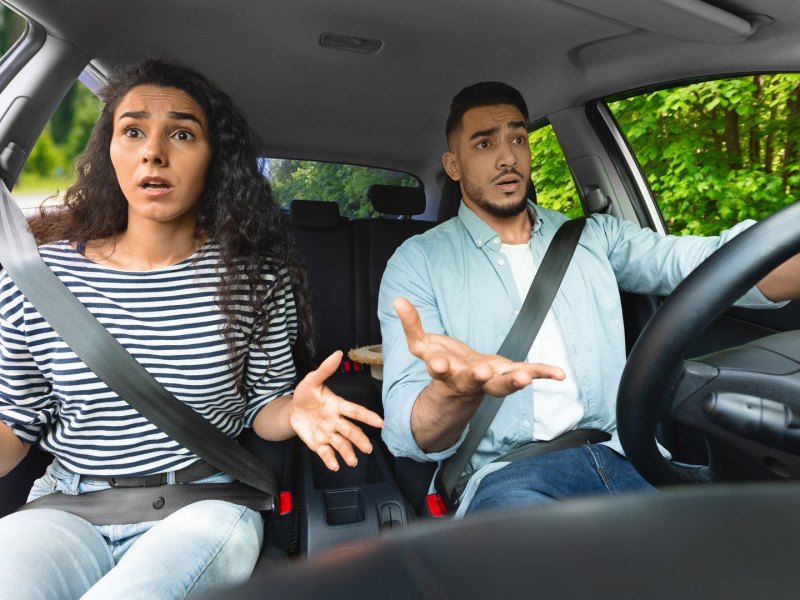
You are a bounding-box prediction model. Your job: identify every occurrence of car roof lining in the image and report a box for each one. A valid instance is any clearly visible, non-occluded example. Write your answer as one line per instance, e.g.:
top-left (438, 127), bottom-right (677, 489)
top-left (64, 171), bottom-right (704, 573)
top-left (3, 0), bottom-right (800, 179)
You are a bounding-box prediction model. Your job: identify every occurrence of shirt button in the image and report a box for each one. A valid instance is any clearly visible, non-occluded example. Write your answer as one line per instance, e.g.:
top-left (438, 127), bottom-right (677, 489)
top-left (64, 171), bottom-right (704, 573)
top-left (498, 259), bottom-right (505, 266)
top-left (522, 420), bottom-right (531, 428)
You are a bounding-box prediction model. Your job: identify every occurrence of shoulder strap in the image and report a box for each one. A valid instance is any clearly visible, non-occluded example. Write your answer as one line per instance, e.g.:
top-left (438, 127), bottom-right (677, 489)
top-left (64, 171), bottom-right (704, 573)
top-left (437, 217), bottom-right (587, 501)
top-left (0, 183), bottom-right (277, 502)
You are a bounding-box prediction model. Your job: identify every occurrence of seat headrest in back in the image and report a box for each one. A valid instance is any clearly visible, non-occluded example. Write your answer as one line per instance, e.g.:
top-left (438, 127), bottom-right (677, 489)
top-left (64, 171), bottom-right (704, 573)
top-left (367, 185), bottom-right (426, 216)
top-left (290, 200), bottom-right (341, 230)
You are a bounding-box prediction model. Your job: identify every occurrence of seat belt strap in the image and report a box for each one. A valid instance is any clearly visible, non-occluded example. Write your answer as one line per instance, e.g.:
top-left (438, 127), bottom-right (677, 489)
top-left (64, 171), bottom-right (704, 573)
top-left (437, 216), bottom-right (587, 504)
top-left (0, 182), bottom-right (277, 503)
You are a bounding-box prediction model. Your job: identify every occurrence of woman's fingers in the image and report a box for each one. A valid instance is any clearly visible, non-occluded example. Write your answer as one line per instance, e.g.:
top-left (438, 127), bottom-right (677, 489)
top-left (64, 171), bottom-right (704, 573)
top-left (337, 398), bottom-right (384, 429)
top-left (315, 444), bottom-right (340, 471)
top-left (328, 432), bottom-right (358, 467)
top-left (302, 350), bottom-right (343, 389)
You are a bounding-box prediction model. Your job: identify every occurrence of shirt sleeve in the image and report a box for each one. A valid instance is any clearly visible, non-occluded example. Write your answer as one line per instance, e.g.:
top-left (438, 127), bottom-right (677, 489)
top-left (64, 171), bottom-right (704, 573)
top-left (242, 268), bottom-right (298, 427)
top-left (592, 215), bottom-right (787, 309)
top-left (0, 274), bottom-right (59, 444)
top-left (378, 241), bottom-right (467, 463)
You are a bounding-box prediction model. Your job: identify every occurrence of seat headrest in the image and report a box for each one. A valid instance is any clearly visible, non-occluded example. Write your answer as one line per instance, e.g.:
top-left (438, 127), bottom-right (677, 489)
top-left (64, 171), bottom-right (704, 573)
top-left (367, 185), bottom-right (426, 216)
top-left (289, 200), bottom-right (341, 230)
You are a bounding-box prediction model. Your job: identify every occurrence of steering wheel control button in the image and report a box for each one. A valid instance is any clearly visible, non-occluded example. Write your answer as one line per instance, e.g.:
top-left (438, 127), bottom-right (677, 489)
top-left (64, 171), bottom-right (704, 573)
top-left (152, 497), bottom-right (166, 510)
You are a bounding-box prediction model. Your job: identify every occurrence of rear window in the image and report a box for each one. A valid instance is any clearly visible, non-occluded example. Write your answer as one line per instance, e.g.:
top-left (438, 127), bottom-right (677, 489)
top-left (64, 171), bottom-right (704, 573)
top-left (262, 159), bottom-right (419, 218)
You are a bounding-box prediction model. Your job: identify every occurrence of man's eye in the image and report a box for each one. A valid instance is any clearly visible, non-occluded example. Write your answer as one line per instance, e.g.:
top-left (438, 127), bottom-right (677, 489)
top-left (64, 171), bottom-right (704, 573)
top-left (513, 136), bottom-right (526, 144)
top-left (476, 140), bottom-right (490, 149)
top-left (172, 130), bottom-right (195, 141)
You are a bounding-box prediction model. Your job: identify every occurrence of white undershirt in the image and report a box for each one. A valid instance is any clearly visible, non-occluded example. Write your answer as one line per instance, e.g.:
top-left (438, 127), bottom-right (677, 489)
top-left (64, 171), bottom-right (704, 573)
top-left (501, 242), bottom-right (583, 441)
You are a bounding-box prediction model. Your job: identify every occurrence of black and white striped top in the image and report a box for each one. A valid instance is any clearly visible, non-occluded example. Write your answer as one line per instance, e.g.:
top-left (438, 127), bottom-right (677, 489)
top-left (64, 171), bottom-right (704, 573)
top-left (0, 240), bottom-right (298, 476)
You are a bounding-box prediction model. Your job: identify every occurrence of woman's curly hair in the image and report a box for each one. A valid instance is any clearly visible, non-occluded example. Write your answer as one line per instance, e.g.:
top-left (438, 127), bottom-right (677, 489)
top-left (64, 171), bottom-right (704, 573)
top-left (29, 58), bottom-right (316, 386)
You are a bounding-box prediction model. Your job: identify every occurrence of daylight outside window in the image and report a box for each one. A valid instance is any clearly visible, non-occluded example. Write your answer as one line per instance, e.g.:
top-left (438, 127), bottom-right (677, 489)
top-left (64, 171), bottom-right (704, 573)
top-left (609, 74), bottom-right (800, 235)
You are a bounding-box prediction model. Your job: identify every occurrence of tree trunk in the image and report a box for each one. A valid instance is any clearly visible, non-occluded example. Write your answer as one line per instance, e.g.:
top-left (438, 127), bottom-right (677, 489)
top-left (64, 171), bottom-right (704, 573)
top-left (749, 76), bottom-right (763, 168)
top-left (780, 83), bottom-right (800, 190)
top-left (725, 109), bottom-right (742, 170)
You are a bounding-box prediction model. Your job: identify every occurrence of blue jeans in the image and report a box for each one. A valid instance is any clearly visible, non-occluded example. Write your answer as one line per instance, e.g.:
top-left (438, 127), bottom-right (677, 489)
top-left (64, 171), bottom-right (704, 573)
top-left (0, 459), bottom-right (264, 599)
top-left (466, 444), bottom-right (653, 515)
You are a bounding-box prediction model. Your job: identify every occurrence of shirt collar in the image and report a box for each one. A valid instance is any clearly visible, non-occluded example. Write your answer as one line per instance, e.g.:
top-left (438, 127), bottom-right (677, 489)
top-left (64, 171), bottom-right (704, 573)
top-left (457, 200), bottom-right (541, 248)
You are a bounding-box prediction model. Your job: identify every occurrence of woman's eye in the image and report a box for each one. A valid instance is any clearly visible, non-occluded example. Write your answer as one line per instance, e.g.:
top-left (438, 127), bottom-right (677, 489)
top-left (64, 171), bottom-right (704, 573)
top-left (123, 127), bottom-right (143, 138)
top-left (172, 130), bottom-right (195, 141)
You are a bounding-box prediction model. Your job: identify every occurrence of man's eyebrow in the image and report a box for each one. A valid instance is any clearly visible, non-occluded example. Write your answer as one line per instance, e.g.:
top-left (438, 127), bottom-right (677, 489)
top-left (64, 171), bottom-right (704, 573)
top-left (468, 126), bottom-right (498, 141)
top-left (467, 120), bottom-right (528, 141)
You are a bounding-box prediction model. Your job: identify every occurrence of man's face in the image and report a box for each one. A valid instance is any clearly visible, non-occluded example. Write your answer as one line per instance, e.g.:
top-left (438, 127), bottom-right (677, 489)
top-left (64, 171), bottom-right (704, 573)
top-left (443, 104), bottom-right (531, 219)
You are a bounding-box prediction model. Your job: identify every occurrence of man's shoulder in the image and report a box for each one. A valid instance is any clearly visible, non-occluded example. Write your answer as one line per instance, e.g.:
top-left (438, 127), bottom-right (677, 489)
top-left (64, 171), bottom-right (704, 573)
top-left (393, 217), bottom-right (463, 255)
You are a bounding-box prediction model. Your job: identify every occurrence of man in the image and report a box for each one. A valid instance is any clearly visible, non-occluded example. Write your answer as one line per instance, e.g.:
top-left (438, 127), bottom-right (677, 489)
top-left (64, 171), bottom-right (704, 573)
top-left (378, 81), bottom-right (800, 516)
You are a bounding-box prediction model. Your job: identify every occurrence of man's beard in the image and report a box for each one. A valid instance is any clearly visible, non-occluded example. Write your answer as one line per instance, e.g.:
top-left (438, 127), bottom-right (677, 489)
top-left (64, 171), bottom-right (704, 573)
top-left (461, 175), bottom-right (528, 218)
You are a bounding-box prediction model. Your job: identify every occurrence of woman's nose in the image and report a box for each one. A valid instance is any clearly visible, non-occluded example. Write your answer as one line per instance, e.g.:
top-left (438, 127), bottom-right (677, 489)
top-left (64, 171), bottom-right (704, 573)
top-left (142, 138), bottom-right (167, 165)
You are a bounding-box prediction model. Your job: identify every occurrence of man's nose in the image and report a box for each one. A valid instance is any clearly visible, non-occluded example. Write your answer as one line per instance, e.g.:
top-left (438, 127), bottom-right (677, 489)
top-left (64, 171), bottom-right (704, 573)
top-left (497, 142), bottom-right (517, 169)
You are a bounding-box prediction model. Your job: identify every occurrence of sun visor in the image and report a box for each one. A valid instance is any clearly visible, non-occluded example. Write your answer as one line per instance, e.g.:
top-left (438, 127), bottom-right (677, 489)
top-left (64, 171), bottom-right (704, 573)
top-left (560, 0), bottom-right (766, 43)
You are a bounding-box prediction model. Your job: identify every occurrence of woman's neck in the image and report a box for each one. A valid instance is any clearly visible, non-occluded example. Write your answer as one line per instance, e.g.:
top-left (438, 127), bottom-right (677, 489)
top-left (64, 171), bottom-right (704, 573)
top-left (82, 220), bottom-right (204, 271)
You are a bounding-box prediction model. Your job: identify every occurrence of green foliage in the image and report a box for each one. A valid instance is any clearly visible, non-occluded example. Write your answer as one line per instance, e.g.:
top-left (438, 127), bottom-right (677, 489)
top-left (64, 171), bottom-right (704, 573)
top-left (610, 74), bottom-right (800, 235)
top-left (23, 127), bottom-right (64, 178)
top-left (266, 159), bottom-right (418, 218)
top-left (19, 81), bottom-right (102, 182)
top-left (528, 126), bottom-right (583, 218)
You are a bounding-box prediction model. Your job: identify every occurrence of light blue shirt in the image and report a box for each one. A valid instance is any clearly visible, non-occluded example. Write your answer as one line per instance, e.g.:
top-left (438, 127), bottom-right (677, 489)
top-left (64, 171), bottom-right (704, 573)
top-left (378, 202), bottom-right (778, 477)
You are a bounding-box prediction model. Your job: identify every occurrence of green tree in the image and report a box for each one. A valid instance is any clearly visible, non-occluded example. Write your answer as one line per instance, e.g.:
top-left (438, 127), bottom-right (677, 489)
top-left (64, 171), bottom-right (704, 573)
top-left (611, 74), bottom-right (800, 235)
top-left (267, 159), bottom-right (417, 218)
top-left (529, 125), bottom-right (582, 217)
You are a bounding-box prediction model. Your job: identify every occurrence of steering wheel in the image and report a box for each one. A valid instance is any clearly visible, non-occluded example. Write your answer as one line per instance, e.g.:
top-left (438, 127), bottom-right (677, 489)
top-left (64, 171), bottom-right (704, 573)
top-left (617, 200), bottom-right (800, 486)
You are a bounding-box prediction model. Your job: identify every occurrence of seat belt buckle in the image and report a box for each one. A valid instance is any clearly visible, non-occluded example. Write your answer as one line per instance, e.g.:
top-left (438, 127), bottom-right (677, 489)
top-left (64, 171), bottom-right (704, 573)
top-left (424, 493), bottom-right (448, 517)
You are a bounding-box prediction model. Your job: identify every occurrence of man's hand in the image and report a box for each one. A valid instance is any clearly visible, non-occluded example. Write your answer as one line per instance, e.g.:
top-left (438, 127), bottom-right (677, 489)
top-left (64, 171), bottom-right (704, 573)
top-left (394, 297), bottom-right (565, 452)
top-left (290, 350), bottom-right (384, 471)
top-left (394, 297), bottom-right (564, 400)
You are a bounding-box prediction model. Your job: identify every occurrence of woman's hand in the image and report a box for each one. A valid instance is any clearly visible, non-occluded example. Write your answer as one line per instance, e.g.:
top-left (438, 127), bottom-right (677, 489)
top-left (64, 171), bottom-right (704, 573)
top-left (290, 351), bottom-right (384, 471)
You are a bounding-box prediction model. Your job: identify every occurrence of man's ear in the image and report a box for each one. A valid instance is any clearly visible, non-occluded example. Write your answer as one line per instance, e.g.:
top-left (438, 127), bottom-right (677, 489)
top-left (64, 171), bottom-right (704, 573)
top-left (442, 151), bottom-right (461, 181)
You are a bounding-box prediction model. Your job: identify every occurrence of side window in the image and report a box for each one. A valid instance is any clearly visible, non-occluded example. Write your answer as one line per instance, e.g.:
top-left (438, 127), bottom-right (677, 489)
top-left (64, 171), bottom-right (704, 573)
top-left (0, 8), bottom-right (102, 212)
top-left (0, 6), bottom-right (25, 54)
top-left (609, 74), bottom-right (800, 235)
top-left (528, 123), bottom-right (582, 217)
top-left (16, 81), bottom-right (101, 211)
top-left (262, 159), bottom-right (420, 218)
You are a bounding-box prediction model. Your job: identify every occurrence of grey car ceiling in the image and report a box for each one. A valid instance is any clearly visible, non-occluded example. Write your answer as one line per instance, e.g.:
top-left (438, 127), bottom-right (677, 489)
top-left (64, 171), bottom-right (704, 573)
top-left (3, 0), bottom-right (799, 179)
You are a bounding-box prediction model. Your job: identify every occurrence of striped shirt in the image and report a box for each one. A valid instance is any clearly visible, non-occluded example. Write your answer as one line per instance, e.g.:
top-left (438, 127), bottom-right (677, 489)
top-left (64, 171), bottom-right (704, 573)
top-left (0, 240), bottom-right (298, 476)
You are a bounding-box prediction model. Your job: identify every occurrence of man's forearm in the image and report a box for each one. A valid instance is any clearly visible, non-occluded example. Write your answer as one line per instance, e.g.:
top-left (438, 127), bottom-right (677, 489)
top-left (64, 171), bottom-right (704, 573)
top-left (757, 252), bottom-right (800, 301)
top-left (410, 381), bottom-right (482, 453)
top-left (0, 421), bottom-right (30, 477)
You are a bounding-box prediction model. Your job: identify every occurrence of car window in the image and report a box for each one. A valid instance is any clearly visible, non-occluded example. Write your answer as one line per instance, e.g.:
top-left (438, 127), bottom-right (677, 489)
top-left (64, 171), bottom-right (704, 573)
top-left (262, 158), bottom-right (420, 218)
top-left (0, 7), bottom-right (25, 55)
top-left (14, 80), bottom-right (101, 211)
top-left (608, 74), bottom-right (800, 235)
top-left (528, 123), bottom-right (582, 218)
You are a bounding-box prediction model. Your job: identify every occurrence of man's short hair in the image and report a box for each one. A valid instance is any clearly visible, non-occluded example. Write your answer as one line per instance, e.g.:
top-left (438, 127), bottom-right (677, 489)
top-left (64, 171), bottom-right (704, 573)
top-left (445, 81), bottom-right (529, 141)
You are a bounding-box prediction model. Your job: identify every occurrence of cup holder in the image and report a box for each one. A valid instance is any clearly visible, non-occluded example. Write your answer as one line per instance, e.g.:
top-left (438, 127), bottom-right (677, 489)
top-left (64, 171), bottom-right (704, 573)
top-left (323, 488), bottom-right (366, 526)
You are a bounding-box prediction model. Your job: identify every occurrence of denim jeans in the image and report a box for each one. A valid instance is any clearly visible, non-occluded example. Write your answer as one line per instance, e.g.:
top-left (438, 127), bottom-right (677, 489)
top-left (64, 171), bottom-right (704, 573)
top-left (465, 443), bottom-right (654, 515)
top-left (0, 459), bottom-right (264, 600)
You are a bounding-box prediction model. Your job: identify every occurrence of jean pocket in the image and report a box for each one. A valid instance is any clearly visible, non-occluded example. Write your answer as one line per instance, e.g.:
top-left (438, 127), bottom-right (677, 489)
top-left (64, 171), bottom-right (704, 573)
top-left (26, 471), bottom-right (58, 502)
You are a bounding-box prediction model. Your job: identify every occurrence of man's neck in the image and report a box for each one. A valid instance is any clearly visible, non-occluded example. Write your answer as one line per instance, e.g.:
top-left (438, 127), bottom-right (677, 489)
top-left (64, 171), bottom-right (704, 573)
top-left (465, 200), bottom-right (533, 244)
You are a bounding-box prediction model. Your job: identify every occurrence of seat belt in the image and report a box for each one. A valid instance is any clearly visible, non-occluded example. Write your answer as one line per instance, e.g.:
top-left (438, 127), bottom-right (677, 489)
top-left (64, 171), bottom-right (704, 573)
top-left (436, 216), bottom-right (587, 506)
top-left (0, 182), bottom-right (277, 506)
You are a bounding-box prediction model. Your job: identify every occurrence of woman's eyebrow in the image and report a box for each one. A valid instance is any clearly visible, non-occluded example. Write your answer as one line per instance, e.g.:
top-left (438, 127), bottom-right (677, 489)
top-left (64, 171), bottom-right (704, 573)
top-left (117, 110), bottom-right (203, 126)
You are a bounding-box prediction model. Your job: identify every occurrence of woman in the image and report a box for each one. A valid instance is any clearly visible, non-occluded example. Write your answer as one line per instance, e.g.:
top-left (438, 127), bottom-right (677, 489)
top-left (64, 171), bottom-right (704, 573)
top-left (0, 59), bottom-right (382, 599)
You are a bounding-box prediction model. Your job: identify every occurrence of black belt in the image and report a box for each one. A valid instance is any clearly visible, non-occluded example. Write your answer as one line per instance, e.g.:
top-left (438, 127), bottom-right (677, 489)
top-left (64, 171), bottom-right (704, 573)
top-left (69, 461), bottom-right (222, 488)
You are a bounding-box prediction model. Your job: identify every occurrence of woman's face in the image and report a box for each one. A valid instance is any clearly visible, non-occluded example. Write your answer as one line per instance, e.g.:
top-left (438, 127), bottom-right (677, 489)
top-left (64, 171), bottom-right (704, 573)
top-left (109, 85), bottom-right (212, 228)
